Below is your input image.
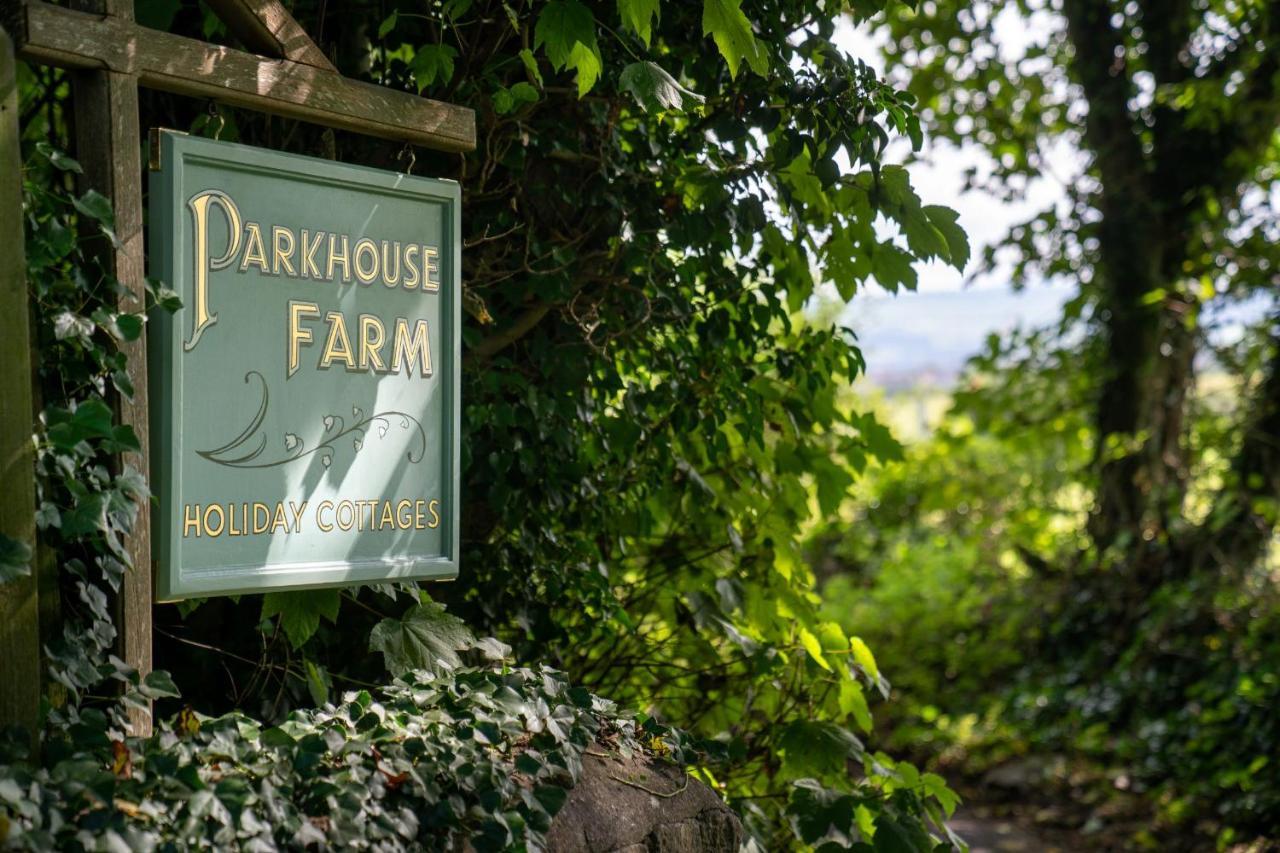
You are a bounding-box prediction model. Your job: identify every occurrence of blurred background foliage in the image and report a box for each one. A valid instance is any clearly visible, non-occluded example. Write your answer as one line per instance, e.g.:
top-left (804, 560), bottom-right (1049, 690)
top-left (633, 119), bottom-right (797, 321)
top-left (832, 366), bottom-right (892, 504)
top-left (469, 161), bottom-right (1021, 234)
top-left (808, 0), bottom-right (1280, 848)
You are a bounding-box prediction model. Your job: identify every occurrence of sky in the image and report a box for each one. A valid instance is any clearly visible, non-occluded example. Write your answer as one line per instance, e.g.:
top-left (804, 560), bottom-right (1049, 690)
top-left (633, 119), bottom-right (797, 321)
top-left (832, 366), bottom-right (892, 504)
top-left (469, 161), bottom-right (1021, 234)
top-left (827, 13), bottom-right (1078, 386)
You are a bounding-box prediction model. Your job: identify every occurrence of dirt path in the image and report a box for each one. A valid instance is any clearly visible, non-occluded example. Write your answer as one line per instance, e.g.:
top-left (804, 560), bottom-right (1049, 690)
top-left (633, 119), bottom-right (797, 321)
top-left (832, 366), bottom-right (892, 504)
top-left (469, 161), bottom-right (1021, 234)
top-left (948, 814), bottom-right (1062, 852)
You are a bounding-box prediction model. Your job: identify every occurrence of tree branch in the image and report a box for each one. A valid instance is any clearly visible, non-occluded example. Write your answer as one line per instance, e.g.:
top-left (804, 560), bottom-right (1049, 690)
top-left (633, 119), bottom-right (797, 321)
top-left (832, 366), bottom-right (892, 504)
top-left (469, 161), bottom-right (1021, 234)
top-left (467, 302), bottom-right (553, 362)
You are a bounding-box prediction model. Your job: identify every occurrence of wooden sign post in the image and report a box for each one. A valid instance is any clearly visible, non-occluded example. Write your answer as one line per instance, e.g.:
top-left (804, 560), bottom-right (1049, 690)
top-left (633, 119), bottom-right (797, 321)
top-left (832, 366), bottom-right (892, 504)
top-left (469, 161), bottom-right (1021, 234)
top-left (0, 28), bottom-right (41, 743)
top-left (0, 0), bottom-right (474, 738)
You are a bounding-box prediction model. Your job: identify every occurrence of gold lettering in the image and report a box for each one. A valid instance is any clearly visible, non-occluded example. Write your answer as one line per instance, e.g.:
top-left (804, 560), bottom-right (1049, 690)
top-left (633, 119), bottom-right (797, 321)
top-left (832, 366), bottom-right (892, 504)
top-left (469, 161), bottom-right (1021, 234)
top-left (414, 499), bottom-right (426, 530)
top-left (391, 317), bottom-right (432, 377)
top-left (359, 314), bottom-right (387, 372)
top-left (272, 226), bottom-right (297, 276)
top-left (300, 229), bottom-right (325, 279)
top-left (428, 499), bottom-right (441, 529)
top-left (378, 501), bottom-right (395, 530)
top-left (287, 300), bottom-right (320, 379)
top-left (270, 502), bottom-right (288, 534)
top-left (288, 501), bottom-right (307, 533)
top-left (353, 237), bottom-right (379, 284)
top-left (396, 499), bottom-right (413, 529)
top-left (239, 222), bottom-right (269, 273)
top-left (381, 241), bottom-right (402, 287)
top-left (184, 504), bottom-right (201, 538)
top-left (423, 246), bottom-right (440, 291)
top-left (316, 500), bottom-right (334, 532)
top-left (228, 503), bottom-right (243, 536)
top-left (252, 502), bottom-right (271, 534)
top-left (203, 503), bottom-right (225, 537)
top-left (184, 190), bottom-right (242, 351)
top-left (403, 244), bottom-right (420, 289)
top-left (335, 501), bottom-right (355, 531)
top-left (319, 312), bottom-right (356, 371)
top-left (327, 233), bottom-right (350, 282)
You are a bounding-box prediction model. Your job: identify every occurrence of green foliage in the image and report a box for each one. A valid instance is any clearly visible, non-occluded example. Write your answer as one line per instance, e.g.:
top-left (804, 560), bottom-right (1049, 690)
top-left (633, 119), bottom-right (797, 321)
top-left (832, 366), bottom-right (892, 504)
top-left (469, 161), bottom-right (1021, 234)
top-left (16, 142), bottom-right (166, 724)
top-left (261, 589), bottom-right (342, 648)
top-left (0, 659), bottom-right (703, 851)
top-left (6, 0), bottom-right (981, 846)
top-left (701, 0), bottom-right (768, 79)
top-left (369, 600), bottom-right (478, 675)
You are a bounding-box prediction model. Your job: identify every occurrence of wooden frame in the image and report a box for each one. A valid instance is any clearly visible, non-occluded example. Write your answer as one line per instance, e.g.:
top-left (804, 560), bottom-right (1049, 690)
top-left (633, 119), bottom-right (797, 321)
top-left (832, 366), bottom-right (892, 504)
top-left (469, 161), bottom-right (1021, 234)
top-left (0, 0), bottom-right (474, 738)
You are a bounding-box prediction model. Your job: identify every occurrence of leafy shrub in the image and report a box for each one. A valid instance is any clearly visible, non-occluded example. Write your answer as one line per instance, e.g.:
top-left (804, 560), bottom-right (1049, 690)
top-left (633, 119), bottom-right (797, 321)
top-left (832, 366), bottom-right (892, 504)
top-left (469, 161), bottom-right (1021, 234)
top-left (0, 656), bottom-right (702, 851)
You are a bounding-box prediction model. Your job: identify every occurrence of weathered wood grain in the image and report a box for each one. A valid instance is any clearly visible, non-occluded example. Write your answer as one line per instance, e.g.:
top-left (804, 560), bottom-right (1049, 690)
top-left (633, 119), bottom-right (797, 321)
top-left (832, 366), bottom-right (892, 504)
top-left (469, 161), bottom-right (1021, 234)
top-left (0, 26), bottom-right (42, 747)
top-left (9, 0), bottom-right (475, 151)
top-left (71, 38), bottom-right (154, 735)
top-left (203, 0), bottom-right (336, 71)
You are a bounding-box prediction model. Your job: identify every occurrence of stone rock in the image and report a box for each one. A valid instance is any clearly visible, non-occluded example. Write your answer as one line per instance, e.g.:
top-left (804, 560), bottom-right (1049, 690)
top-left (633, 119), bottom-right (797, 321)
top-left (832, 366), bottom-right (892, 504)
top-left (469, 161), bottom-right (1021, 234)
top-left (546, 751), bottom-right (743, 853)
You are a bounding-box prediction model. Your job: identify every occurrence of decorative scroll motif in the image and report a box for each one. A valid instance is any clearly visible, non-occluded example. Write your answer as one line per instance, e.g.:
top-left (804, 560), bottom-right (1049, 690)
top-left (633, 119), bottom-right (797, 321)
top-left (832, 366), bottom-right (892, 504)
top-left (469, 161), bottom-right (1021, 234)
top-left (197, 371), bottom-right (426, 469)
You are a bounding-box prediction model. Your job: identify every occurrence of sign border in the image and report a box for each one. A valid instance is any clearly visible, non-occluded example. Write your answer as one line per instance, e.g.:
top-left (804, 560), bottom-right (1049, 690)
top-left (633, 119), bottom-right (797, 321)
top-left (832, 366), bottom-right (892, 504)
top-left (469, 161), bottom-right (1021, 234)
top-left (148, 130), bottom-right (460, 601)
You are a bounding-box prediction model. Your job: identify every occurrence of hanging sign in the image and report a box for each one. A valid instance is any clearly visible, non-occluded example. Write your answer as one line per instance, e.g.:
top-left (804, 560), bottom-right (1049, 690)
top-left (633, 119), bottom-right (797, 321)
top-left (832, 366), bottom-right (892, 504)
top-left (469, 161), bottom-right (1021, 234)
top-left (148, 131), bottom-right (460, 600)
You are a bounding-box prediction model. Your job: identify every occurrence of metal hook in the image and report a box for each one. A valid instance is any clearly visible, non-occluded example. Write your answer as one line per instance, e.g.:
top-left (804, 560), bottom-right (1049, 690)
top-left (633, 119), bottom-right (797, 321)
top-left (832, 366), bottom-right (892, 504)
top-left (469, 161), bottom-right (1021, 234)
top-left (397, 143), bottom-right (416, 175)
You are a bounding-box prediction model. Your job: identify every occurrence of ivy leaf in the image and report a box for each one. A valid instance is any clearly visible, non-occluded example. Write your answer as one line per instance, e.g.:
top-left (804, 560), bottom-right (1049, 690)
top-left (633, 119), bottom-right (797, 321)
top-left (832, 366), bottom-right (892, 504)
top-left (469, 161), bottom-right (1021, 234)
top-left (139, 669), bottom-right (181, 699)
top-left (53, 311), bottom-right (95, 342)
top-left (534, 0), bottom-right (602, 96)
top-left (619, 61), bottom-right (702, 113)
top-left (617, 0), bottom-right (660, 47)
top-left (370, 601), bottom-right (474, 676)
top-left (411, 43), bottom-right (458, 90)
top-left (72, 189), bottom-right (113, 225)
top-left (0, 534), bottom-right (32, 585)
top-left (701, 0), bottom-right (767, 79)
top-left (262, 589), bottom-right (341, 648)
top-left (36, 142), bottom-right (83, 174)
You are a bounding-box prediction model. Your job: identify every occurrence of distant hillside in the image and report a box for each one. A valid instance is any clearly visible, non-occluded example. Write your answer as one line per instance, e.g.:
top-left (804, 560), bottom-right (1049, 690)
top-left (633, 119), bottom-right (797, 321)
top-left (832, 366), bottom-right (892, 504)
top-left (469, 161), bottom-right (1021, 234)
top-left (842, 284), bottom-right (1071, 389)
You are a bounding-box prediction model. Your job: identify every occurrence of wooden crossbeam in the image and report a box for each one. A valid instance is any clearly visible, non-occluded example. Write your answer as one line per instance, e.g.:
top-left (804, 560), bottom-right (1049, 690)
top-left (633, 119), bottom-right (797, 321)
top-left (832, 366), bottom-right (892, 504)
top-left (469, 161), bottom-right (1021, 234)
top-left (5, 0), bottom-right (475, 151)
top-left (203, 0), bottom-right (336, 72)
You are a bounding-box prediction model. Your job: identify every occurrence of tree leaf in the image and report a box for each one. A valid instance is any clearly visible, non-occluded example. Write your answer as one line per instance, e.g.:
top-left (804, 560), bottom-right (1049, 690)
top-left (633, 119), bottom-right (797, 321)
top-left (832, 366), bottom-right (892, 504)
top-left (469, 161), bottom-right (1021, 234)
top-left (850, 636), bottom-right (879, 680)
top-left (378, 9), bottom-right (397, 38)
top-left (701, 0), bottom-right (767, 79)
top-left (411, 43), bottom-right (458, 90)
top-left (619, 61), bottom-right (702, 112)
top-left (923, 204), bottom-right (970, 271)
top-left (617, 0), bottom-right (660, 46)
top-left (369, 601), bottom-right (475, 676)
top-left (838, 680), bottom-right (873, 733)
top-left (262, 589), bottom-right (341, 648)
top-left (798, 626), bottom-right (832, 671)
top-left (778, 720), bottom-right (864, 777)
top-left (534, 0), bottom-right (602, 96)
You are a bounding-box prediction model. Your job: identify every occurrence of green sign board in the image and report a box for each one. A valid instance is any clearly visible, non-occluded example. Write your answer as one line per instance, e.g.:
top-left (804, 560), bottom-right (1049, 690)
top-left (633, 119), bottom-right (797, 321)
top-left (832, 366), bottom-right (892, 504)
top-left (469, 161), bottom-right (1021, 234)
top-left (148, 131), bottom-right (459, 601)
